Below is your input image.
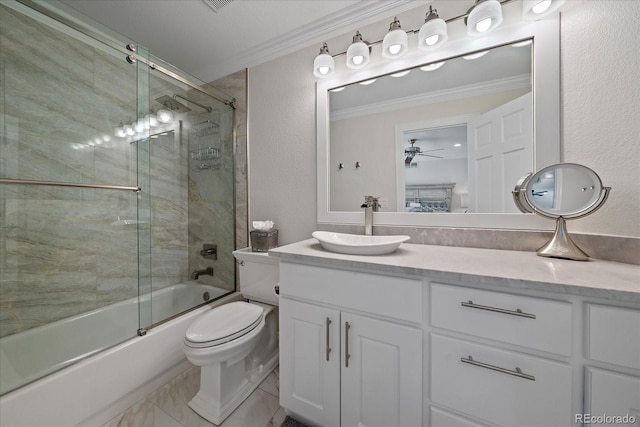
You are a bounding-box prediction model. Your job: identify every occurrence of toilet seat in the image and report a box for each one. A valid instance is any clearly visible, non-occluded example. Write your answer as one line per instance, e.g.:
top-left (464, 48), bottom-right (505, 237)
top-left (185, 301), bottom-right (264, 348)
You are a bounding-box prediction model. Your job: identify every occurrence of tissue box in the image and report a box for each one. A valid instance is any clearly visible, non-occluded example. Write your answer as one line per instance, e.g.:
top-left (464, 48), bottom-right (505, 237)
top-left (250, 229), bottom-right (278, 252)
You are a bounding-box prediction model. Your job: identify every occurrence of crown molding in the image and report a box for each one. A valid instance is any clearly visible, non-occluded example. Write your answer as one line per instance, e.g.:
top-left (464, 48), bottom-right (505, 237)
top-left (200, 0), bottom-right (420, 81)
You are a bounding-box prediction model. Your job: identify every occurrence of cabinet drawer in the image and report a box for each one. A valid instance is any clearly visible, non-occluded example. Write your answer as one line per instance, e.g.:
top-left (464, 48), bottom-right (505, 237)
top-left (588, 304), bottom-right (640, 369)
top-left (431, 283), bottom-right (573, 356)
top-left (431, 406), bottom-right (487, 427)
top-left (280, 262), bottom-right (422, 323)
top-left (431, 334), bottom-right (573, 427)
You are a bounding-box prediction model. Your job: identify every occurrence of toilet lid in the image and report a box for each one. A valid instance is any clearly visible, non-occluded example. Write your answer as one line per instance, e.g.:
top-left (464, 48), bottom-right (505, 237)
top-left (185, 301), bottom-right (263, 347)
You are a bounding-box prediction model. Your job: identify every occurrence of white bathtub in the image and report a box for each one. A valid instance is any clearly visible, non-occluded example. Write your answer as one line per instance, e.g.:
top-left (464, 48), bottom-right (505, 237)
top-left (0, 283), bottom-right (240, 427)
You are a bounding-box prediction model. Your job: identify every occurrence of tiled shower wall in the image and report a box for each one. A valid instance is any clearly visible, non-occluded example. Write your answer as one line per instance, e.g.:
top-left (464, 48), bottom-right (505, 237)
top-left (0, 4), bottom-right (242, 338)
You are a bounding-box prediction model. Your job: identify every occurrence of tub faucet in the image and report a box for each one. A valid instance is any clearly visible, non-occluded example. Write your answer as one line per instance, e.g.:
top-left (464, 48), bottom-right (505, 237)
top-left (191, 267), bottom-right (213, 280)
top-left (360, 196), bottom-right (379, 236)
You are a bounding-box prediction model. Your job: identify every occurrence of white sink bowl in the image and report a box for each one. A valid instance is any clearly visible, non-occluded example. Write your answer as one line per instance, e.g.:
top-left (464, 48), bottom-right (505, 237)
top-left (312, 231), bottom-right (410, 256)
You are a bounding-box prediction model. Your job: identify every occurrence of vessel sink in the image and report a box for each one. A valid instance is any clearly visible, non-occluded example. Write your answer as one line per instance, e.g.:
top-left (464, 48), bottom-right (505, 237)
top-left (312, 231), bottom-right (410, 255)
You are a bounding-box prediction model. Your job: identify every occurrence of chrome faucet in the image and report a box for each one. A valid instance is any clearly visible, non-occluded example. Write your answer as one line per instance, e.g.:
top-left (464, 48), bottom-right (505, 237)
top-left (191, 267), bottom-right (213, 280)
top-left (360, 196), bottom-right (379, 236)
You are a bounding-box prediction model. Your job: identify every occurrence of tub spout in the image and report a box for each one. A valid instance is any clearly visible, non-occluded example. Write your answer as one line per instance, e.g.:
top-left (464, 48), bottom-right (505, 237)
top-left (191, 267), bottom-right (213, 280)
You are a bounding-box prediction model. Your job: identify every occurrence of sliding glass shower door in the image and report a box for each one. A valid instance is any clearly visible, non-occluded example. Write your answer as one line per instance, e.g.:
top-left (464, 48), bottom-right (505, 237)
top-left (0, 0), bottom-right (235, 395)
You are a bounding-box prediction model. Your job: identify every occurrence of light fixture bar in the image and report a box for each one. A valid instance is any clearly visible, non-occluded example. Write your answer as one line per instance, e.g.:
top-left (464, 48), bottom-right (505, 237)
top-left (325, 0), bottom-right (516, 60)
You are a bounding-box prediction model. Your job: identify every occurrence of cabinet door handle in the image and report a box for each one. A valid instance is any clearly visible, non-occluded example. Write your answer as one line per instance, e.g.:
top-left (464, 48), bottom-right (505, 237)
top-left (461, 300), bottom-right (536, 319)
top-left (325, 317), bottom-right (332, 361)
top-left (460, 355), bottom-right (535, 381)
top-left (344, 321), bottom-right (351, 368)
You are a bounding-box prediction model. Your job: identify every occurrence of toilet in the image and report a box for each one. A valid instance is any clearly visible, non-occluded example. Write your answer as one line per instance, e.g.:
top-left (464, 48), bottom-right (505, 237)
top-left (183, 248), bottom-right (279, 425)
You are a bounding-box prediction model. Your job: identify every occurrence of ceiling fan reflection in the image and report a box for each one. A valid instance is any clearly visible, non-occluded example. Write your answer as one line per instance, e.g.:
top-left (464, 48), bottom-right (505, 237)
top-left (404, 139), bottom-right (444, 164)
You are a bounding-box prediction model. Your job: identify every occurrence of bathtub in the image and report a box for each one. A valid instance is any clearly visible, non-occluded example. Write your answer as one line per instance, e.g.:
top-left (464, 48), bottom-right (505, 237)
top-left (0, 283), bottom-right (241, 427)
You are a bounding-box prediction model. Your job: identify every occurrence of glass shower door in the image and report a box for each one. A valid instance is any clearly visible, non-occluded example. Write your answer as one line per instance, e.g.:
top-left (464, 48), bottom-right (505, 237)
top-left (0, 0), bottom-right (144, 394)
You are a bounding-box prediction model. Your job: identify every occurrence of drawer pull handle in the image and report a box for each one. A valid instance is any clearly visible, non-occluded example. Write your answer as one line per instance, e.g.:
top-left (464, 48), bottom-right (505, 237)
top-left (461, 300), bottom-right (536, 319)
top-left (461, 355), bottom-right (535, 381)
top-left (325, 317), bottom-right (332, 362)
top-left (345, 321), bottom-right (351, 368)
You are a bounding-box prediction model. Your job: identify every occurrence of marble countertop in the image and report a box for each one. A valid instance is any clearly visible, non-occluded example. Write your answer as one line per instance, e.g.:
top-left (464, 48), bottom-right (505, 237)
top-left (270, 239), bottom-right (640, 303)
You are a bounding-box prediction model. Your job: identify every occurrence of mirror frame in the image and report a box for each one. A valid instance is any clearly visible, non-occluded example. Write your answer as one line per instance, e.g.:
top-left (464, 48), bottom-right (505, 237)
top-left (317, 13), bottom-right (560, 230)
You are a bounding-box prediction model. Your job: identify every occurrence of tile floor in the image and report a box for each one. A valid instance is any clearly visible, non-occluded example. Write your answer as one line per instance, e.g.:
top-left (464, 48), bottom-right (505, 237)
top-left (102, 365), bottom-right (287, 427)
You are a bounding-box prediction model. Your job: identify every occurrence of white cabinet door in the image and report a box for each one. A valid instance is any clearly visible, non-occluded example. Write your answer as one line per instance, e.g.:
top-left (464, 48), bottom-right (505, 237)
top-left (585, 367), bottom-right (640, 425)
top-left (280, 298), bottom-right (340, 427)
top-left (341, 312), bottom-right (422, 427)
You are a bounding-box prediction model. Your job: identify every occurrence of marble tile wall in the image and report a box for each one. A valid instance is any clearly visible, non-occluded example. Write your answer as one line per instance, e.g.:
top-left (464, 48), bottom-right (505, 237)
top-left (0, 4), bottom-right (243, 337)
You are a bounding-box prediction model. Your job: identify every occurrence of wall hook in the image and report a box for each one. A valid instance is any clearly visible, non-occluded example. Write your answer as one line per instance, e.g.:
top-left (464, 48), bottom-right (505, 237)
top-left (338, 163), bottom-right (344, 170)
top-left (355, 161), bottom-right (361, 168)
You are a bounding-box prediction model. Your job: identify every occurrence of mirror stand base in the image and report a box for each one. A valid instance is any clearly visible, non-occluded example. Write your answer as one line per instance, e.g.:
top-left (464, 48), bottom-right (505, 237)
top-left (537, 217), bottom-right (589, 261)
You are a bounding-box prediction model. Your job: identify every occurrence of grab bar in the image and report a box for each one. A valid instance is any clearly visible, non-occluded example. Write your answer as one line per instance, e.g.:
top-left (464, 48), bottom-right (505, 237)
top-left (0, 178), bottom-right (140, 192)
top-left (461, 355), bottom-right (535, 381)
top-left (461, 300), bottom-right (536, 319)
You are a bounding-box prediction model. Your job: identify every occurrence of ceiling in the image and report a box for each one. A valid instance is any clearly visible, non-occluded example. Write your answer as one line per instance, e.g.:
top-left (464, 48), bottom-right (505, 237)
top-left (60, 0), bottom-right (421, 82)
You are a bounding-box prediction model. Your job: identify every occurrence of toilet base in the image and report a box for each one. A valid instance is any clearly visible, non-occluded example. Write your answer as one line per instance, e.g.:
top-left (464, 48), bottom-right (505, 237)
top-left (188, 350), bottom-right (279, 425)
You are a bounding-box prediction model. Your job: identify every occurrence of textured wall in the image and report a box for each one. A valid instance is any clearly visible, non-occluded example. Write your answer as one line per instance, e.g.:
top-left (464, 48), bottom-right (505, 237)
top-left (559, 0), bottom-right (640, 237)
top-left (248, 0), bottom-right (640, 246)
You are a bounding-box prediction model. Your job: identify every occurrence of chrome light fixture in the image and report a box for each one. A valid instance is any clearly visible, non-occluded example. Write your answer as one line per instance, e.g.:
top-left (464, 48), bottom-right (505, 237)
top-left (522, 0), bottom-right (565, 20)
top-left (466, 0), bottom-right (503, 37)
top-left (346, 31), bottom-right (370, 69)
top-left (382, 17), bottom-right (408, 58)
top-left (418, 6), bottom-right (448, 50)
top-left (313, 43), bottom-right (335, 78)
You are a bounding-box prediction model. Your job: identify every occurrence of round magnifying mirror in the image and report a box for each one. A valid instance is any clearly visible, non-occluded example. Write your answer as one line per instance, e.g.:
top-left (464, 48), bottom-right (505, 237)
top-left (513, 163), bottom-right (610, 261)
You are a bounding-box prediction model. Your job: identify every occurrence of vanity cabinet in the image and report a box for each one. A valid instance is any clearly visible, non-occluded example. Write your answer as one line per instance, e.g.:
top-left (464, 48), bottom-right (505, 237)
top-left (271, 239), bottom-right (640, 427)
top-left (279, 262), bottom-right (422, 427)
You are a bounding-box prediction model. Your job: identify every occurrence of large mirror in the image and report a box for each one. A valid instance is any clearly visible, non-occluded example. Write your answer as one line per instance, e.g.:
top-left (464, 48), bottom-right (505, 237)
top-left (317, 9), bottom-right (560, 230)
top-left (330, 42), bottom-right (532, 214)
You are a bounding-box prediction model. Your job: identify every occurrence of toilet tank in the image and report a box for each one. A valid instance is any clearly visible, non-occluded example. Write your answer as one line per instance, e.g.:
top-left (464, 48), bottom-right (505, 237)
top-left (232, 248), bottom-right (279, 305)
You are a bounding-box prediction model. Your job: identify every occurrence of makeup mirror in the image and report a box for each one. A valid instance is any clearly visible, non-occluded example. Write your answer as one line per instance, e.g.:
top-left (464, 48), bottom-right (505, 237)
top-left (513, 163), bottom-right (611, 260)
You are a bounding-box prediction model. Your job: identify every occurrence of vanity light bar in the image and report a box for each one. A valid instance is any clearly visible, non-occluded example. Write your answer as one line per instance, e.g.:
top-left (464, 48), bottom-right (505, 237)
top-left (312, 0), bottom-right (564, 78)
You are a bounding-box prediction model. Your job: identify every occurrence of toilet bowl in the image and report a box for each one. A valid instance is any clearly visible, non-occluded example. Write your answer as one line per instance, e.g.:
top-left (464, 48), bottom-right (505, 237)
top-left (183, 248), bottom-right (279, 425)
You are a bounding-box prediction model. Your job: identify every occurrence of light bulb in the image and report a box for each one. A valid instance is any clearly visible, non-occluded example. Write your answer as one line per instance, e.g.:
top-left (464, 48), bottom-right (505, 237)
top-left (134, 120), bottom-right (145, 133)
top-left (391, 70), bottom-right (411, 78)
top-left (418, 7), bottom-right (448, 51)
top-left (425, 34), bottom-right (440, 46)
top-left (466, 0), bottom-right (503, 37)
top-left (114, 123), bottom-right (126, 138)
top-left (346, 31), bottom-right (370, 70)
top-left (532, 0), bottom-right (552, 14)
top-left (124, 123), bottom-right (135, 136)
top-left (420, 61), bottom-right (445, 71)
top-left (476, 17), bottom-right (492, 33)
top-left (523, 0), bottom-right (564, 20)
top-left (382, 17), bottom-right (408, 59)
top-left (313, 43), bottom-right (335, 78)
top-left (145, 112), bottom-right (158, 128)
top-left (156, 108), bottom-right (173, 123)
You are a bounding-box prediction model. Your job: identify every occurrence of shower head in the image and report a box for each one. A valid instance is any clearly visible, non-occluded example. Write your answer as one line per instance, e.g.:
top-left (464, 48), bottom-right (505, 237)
top-left (154, 95), bottom-right (192, 113)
